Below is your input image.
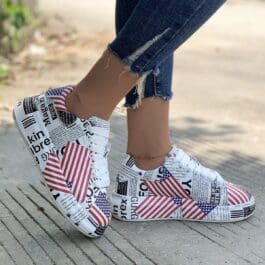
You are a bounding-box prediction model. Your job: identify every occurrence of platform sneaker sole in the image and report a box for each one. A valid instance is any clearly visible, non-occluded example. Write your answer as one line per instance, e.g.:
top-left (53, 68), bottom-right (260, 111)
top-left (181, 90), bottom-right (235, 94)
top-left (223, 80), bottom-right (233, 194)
top-left (111, 192), bottom-right (255, 223)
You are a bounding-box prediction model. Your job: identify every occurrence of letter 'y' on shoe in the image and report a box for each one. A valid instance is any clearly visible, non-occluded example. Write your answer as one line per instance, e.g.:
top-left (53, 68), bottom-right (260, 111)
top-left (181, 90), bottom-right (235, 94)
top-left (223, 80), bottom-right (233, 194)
top-left (111, 146), bottom-right (255, 222)
top-left (13, 86), bottom-right (111, 237)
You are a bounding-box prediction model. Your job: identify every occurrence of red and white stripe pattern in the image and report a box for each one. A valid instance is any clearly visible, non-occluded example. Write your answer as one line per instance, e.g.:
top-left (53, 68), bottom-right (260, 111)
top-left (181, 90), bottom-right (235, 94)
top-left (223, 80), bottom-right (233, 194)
top-left (226, 182), bottom-right (250, 205)
top-left (135, 196), bottom-right (180, 219)
top-left (89, 205), bottom-right (109, 227)
top-left (43, 152), bottom-right (72, 194)
top-left (181, 198), bottom-right (206, 220)
top-left (144, 176), bottom-right (190, 199)
top-left (50, 86), bottom-right (73, 112)
top-left (61, 142), bottom-right (92, 203)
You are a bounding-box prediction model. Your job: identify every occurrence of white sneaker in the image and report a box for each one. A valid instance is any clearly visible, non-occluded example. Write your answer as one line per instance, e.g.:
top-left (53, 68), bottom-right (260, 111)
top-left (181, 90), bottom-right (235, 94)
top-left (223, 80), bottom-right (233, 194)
top-left (13, 85), bottom-right (111, 237)
top-left (111, 146), bottom-right (255, 222)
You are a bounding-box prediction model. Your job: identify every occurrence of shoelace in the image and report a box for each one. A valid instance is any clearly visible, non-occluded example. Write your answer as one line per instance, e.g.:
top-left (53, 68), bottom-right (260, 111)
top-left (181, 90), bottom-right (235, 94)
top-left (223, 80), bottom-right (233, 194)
top-left (175, 148), bottom-right (222, 181)
top-left (87, 138), bottom-right (110, 182)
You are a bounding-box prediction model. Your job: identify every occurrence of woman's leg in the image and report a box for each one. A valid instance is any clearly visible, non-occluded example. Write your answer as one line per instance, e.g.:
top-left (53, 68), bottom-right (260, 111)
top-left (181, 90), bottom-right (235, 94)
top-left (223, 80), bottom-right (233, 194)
top-left (115, 0), bottom-right (174, 109)
top-left (109, 0), bottom-right (225, 75)
top-left (114, 0), bottom-right (174, 169)
top-left (107, 2), bottom-right (255, 224)
top-left (127, 98), bottom-right (172, 170)
top-left (66, 0), bottom-right (225, 121)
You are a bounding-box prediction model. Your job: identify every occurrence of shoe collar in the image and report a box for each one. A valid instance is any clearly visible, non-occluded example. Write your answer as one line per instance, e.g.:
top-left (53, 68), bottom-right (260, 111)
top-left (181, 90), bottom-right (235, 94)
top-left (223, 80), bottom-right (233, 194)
top-left (122, 146), bottom-right (177, 173)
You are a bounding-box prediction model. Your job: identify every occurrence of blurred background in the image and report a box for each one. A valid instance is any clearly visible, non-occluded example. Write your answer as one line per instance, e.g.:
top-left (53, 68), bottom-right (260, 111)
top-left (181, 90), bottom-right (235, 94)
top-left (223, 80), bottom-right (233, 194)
top-left (0, 0), bottom-right (264, 125)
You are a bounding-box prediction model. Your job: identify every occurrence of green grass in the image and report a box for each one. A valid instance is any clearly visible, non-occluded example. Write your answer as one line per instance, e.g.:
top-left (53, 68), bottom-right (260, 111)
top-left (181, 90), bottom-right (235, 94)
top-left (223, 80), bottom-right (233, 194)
top-left (0, 0), bottom-right (34, 54)
top-left (0, 60), bottom-right (11, 81)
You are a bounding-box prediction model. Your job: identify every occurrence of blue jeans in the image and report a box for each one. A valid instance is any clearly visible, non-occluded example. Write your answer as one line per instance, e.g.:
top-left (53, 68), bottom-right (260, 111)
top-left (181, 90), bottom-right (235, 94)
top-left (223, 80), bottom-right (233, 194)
top-left (110, 0), bottom-right (225, 108)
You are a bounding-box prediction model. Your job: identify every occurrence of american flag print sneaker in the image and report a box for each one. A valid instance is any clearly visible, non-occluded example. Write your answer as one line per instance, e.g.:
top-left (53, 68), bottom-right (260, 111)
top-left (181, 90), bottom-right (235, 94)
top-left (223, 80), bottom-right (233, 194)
top-left (13, 85), bottom-right (112, 237)
top-left (111, 146), bottom-right (255, 222)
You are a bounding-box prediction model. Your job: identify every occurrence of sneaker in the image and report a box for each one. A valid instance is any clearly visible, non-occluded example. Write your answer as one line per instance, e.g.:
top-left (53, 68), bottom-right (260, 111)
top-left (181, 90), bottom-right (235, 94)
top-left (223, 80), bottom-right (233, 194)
top-left (13, 85), bottom-right (111, 237)
top-left (111, 146), bottom-right (255, 222)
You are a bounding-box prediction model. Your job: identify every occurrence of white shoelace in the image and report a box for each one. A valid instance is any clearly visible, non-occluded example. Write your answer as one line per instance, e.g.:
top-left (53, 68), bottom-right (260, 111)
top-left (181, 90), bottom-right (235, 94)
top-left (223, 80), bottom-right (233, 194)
top-left (174, 148), bottom-right (223, 181)
top-left (87, 136), bottom-right (110, 183)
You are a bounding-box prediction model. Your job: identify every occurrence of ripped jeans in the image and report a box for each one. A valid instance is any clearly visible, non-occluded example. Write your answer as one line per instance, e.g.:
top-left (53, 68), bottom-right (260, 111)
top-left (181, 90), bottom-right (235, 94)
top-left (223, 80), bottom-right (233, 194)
top-left (109, 0), bottom-right (226, 108)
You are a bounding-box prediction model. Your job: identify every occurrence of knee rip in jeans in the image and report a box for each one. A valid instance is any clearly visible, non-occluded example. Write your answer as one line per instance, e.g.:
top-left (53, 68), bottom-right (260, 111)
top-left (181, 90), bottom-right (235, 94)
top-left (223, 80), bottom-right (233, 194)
top-left (124, 28), bottom-right (170, 67)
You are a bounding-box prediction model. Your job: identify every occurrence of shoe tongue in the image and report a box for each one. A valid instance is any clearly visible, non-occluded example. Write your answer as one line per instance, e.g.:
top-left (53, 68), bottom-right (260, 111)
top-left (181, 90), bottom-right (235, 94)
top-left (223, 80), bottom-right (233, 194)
top-left (86, 116), bottom-right (110, 139)
top-left (83, 116), bottom-right (110, 156)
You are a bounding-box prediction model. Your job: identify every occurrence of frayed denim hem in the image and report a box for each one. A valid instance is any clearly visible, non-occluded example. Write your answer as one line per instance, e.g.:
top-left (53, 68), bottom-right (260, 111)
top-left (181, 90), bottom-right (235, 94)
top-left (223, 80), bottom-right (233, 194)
top-left (124, 93), bottom-right (173, 109)
top-left (107, 45), bottom-right (135, 74)
top-left (107, 44), bottom-right (155, 109)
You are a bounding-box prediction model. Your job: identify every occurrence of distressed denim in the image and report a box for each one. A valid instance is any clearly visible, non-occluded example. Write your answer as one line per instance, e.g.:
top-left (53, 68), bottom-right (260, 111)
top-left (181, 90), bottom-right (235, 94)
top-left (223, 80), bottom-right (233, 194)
top-left (115, 0), bottom-right (174, 108)
top-left (110, 0), bottom-right (226, 108)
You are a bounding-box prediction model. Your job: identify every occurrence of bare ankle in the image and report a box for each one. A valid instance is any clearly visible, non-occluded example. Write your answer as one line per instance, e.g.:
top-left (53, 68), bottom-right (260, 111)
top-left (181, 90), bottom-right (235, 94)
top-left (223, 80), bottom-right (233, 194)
top-left (64, 49), bottom-right (139, 121)
top-left (65, 89), bottom-right (85, 118)
top-left (127, 142), bottom-right (172, 170)
top-left (134, 156), bottom-right (165, 170)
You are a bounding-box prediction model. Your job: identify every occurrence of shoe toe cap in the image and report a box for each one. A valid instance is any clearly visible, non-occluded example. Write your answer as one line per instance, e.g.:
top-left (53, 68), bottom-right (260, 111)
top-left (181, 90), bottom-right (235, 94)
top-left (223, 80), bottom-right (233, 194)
top-left (226, 181), bottom-right (254, 205)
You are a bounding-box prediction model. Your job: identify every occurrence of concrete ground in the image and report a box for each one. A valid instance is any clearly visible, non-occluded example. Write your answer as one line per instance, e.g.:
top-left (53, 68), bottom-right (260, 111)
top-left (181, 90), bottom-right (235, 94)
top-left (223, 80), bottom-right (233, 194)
top-left (0, 1), bottom-right (265, 264)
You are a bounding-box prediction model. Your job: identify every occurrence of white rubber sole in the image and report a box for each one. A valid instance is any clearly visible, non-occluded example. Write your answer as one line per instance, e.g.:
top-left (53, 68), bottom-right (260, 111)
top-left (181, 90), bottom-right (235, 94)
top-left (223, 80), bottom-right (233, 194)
top-left (111, 192), bottom-right (255, 223)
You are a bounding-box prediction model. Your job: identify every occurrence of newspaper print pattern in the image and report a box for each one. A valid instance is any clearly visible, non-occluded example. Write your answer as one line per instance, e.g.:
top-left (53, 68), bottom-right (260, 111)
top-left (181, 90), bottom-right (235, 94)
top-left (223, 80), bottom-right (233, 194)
top-left (13, 86), bottom-right (111, 237)
top-left (119, 153), bottom-right (251, 206)
top-left (111, 151), bottom-right (255, 222)
top-left (47, 86), bottom-right (73, 112)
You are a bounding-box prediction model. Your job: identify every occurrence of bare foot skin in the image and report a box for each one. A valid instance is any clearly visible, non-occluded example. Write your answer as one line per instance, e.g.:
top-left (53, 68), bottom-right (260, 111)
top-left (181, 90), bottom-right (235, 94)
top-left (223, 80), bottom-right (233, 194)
top-left (127, 97), bottom-right (172, 170)
top-left (65, 49), bottom-right (139, 120)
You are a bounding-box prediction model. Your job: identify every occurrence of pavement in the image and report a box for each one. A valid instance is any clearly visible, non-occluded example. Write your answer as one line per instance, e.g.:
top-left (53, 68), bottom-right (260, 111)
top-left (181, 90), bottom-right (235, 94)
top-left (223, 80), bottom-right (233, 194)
top-left (0, 1), bottom-right (265, 264)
